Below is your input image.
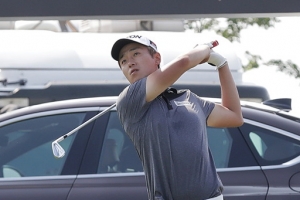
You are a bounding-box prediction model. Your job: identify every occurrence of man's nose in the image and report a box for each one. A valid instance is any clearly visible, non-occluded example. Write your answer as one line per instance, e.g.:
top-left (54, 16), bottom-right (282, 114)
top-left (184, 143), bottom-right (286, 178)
top-left (128, 57), bottom-right (135, 68)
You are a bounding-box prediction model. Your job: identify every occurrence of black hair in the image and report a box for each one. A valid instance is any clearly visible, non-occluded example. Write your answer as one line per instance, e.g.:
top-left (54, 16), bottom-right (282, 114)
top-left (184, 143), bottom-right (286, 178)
top-left (147, 46), bottom-right (160, 68)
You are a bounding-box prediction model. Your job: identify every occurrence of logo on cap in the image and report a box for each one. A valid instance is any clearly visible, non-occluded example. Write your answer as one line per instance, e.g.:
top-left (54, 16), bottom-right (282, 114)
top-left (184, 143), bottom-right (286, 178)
top-left (127, 35), bottom-right (142, 39)
top-left (150, 41), bottom-right (157, 49)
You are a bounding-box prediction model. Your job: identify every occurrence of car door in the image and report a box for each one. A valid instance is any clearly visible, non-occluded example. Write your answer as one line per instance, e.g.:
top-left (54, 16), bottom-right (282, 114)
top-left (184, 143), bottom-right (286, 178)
top-left (0, 109), bottom-right (97, 200)
top-left (240, 120), bottom-right (300, 200)
top-left (69, 110), bottom-right (269, 200)
top-left (208, 126), bottom-right (268, 200)
top-left (68, 110), bottom-right (148, 200)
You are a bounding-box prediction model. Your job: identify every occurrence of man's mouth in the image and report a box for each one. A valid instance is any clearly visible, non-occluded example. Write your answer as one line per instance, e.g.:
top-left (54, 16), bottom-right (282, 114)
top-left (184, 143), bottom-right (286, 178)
top-left (130, 69), bottom-right (138, 75)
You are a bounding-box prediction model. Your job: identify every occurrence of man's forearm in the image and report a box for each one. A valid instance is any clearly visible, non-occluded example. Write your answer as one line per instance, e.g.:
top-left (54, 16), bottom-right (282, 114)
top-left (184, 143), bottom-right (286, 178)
top-left (218, 64), bottom-right (242, 117)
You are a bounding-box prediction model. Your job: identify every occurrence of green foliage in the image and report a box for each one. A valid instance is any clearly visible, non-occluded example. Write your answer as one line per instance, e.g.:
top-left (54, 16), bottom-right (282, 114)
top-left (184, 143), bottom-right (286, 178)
top-left (265, 60), bottom-right (300, 78)
top-left (184, 18), bottom-right (300, 80)
top-left (243, 51), bottom-right (262, 71)
top-left (184, 19), bottom-right (219, 33)
top-left (220, 18), bottom-right (280, 42)
top-left (185, 18), bottom-right (280, 42)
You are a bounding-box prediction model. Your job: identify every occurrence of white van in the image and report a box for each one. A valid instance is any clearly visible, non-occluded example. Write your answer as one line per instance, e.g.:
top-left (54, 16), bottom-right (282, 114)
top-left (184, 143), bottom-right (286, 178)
top-left (0, 30), bottom-right (269, 112)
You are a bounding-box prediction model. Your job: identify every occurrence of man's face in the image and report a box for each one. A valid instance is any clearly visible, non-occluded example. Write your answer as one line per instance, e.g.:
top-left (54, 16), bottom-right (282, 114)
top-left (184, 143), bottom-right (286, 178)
top-left (118, 43), bottom-right (160, 84)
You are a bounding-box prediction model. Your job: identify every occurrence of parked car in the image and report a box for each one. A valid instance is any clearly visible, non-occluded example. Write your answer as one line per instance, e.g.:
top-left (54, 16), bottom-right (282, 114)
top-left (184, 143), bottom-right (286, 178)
top-left (0, 96), bottom-right (299, 200)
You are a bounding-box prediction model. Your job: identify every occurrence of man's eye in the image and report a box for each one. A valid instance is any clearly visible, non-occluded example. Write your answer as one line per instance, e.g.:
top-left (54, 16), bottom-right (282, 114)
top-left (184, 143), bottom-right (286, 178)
top-left (134, 52), bottom-right (139, 56)
top-left (121, 59), bottom-right (126, 64)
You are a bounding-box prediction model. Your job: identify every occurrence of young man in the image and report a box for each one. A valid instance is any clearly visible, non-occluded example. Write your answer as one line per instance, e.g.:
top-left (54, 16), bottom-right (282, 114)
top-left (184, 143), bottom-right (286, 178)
top-left (111, 35), bottom-right (243, 200)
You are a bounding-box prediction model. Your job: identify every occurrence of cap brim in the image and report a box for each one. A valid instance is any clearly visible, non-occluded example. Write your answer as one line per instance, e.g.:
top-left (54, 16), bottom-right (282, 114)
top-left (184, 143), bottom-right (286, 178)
top-left (111, 39), bottom-right (136, 61)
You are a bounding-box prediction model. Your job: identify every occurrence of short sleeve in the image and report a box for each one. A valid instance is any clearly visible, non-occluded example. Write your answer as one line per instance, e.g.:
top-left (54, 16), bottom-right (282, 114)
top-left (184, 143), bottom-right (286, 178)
top-left (116, 77), bottom-right (150, 131)
top-left (191, 92), bottom-right (215, 119)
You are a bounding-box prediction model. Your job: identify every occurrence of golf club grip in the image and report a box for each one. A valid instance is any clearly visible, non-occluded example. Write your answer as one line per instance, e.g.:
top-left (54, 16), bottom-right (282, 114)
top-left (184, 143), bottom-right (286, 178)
top-left (193, 40), bottom-right (219, 49)
top-left (211, 40), bottom-right (219, 48)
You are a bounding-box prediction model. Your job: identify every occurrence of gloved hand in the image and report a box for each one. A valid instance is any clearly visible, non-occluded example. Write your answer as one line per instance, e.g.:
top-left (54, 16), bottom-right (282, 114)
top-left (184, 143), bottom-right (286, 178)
top-left (207, 50), bottom-right (227, 69)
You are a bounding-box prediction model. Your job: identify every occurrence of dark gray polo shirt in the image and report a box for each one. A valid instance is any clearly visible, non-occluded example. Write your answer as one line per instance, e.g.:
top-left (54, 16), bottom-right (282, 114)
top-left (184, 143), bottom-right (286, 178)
top-left (117, 77), bottom-right (223, 200)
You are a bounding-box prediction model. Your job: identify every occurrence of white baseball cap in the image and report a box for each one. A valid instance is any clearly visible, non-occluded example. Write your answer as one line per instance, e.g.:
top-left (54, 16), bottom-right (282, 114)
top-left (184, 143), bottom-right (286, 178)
top-left (111, 35), bottom-right (158, 61)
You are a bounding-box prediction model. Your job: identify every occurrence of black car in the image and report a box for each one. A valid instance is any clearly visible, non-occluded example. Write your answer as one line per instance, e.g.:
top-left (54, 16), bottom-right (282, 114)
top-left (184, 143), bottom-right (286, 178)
top-left (0, 96), bottom-right (299, 200)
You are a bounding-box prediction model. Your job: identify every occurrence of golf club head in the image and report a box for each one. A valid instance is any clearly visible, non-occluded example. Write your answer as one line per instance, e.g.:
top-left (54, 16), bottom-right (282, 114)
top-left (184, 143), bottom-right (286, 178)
top-left (52, 141), bottom-right (65, 158)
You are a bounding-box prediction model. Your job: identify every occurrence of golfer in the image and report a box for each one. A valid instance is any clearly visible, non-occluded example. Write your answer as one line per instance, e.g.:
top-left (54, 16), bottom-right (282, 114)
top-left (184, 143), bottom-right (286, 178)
top-left (111, 35), bottom-right (243, 200)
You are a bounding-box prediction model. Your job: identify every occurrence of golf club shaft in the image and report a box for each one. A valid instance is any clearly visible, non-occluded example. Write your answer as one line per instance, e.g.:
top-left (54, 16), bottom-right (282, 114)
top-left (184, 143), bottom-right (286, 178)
top-left (55, 103), bottom-right (117, 143)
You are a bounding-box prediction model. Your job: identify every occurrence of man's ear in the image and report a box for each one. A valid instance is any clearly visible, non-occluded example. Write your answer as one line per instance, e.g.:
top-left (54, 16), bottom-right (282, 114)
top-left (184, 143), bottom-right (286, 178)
top-left (154, 52), bottom-right (161, 66)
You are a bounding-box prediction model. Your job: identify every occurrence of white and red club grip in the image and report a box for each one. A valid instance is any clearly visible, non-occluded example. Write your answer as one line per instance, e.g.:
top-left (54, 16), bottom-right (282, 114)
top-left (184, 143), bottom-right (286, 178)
top-left (193, 40), bottom-right (219, 49)
top-left (210, 40), bottom-right (219, 48)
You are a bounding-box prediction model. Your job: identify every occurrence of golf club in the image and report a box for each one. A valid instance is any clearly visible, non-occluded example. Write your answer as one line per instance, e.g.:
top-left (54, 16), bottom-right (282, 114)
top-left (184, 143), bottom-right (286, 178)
top-left (52, 103), bottom-right (116, 158)
top-left (194, 40), bottom-right (219, 49)
top-left (52, 40), bottom-right (219, 158)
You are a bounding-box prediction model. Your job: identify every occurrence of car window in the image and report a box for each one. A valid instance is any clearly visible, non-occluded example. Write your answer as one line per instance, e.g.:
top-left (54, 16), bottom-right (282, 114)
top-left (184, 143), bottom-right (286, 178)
top-left (97, 112), bottom-right (143, 174)
top-left (207, 127), bottom-right (232, 168)
top-left (240, 123), bottom-right (300, 166)
top-left (97, 112), bottom-right (258, 173)
top-left (207, 127), bottom-right (257, 168)
top-left (0, 113), bottom-right (86, 178)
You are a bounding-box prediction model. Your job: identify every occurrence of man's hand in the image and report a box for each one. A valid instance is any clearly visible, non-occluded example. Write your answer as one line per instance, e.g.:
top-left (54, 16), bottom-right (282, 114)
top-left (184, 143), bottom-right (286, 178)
top-left (207, 50), bottom-right (227, 69)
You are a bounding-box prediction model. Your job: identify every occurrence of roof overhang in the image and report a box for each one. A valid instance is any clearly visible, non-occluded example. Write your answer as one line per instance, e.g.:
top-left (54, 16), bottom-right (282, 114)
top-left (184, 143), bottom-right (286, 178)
top-left (1, 0), bottom-right (300, 20)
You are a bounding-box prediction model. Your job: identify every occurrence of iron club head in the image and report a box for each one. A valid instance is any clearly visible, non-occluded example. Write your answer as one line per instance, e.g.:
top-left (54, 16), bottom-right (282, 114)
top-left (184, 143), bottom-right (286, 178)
top-left (52, 141), bottom-right (65, 158)
top-left (51, 103), bottom-right (117, 158)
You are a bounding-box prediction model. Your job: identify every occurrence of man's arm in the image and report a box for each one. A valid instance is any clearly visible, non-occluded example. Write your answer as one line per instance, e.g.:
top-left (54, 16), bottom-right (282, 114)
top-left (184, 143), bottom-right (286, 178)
top-left (146, 44), bottom-right (210, 102)
top-left (207, 61), bottom-right (244, 127)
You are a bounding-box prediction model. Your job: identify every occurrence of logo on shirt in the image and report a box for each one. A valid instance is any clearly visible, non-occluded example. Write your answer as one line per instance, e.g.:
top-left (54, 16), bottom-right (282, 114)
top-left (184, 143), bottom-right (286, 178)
top-left (174, 101), bottom-right (191, 106)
